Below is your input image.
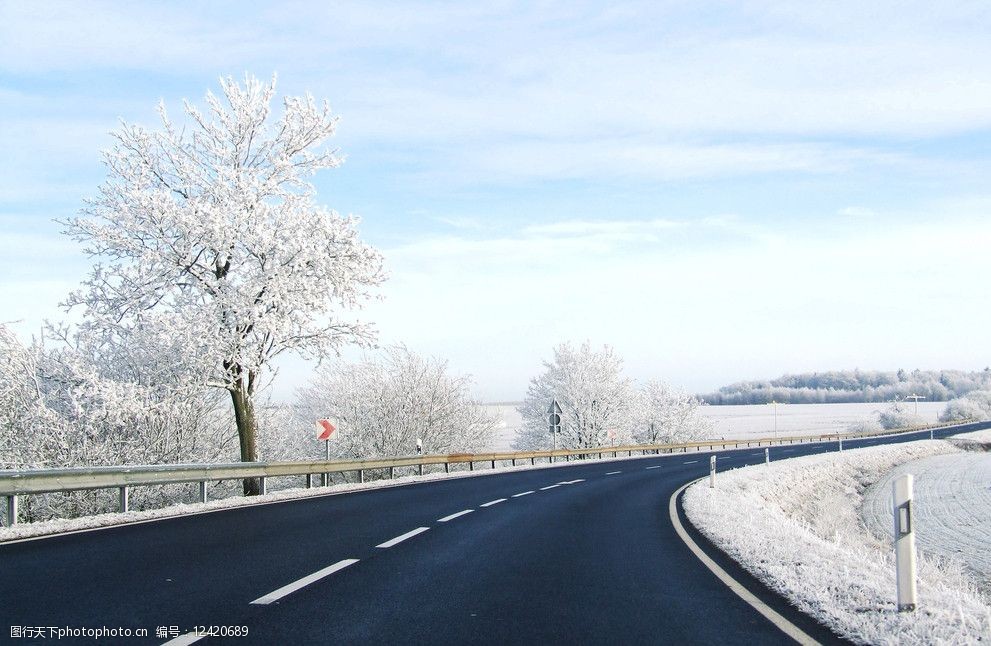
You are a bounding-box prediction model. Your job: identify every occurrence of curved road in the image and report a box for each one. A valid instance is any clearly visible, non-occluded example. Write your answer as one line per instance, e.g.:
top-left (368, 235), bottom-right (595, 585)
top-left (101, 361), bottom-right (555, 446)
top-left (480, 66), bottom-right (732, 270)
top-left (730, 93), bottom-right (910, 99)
top-left (4, 423), bottom-right (986, 645)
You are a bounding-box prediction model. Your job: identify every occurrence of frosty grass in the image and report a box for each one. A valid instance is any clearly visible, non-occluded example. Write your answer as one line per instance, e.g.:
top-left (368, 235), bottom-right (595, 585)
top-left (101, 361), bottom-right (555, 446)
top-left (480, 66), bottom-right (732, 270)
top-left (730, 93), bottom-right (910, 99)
top-left (683, 432), bottom-right (991, 645)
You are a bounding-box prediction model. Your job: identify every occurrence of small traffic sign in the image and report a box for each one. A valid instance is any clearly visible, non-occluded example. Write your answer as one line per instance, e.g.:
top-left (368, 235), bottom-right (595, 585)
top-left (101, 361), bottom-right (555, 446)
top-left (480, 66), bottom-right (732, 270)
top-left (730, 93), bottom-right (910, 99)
top-left (316, 419), bottom-right (336, 441)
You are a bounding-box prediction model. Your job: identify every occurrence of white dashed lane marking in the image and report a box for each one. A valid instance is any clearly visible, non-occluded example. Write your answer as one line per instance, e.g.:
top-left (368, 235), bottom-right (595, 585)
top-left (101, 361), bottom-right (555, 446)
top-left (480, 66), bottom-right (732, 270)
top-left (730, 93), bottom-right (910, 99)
top-left (480, 498), bottom-right (507, 507)
top-left (512, 490), bottom-right (534, 498)
top-left (605, 471), bottom-right (621, 475)
top-left (438, 509), bottom-right (474, 522)
top-left (377, 527), bottom-right (429, 549)
top-left (540, 484), bottom-right (560, 490)
top-left (250, 558), bottom-right (360, 605)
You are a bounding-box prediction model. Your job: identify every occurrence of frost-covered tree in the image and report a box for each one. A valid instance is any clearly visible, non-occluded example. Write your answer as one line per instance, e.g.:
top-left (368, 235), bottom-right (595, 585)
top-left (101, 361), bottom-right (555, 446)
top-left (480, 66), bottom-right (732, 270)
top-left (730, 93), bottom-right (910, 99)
top-left (634, 380), bottom-right (711, 444)
top-left (939, 390), bottom-right (991, 422)
top-left (63, 75), bottom-right (385, 494)
top-left (295, 346), bottom-right (496, 460)
top-left (515, 342), bottom-right (636, 450)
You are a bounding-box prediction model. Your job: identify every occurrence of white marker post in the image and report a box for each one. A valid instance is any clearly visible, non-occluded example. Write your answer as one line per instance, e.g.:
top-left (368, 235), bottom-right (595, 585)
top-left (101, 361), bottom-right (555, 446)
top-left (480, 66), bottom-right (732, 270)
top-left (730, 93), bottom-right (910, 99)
top-left (893, 474), bottom-right (917, 612)
top-left (764, 448), bottom-right (770, 465)
top-left (709, 455), bottom-right (716, 488)
top-left (838, 436), bottom-right (843, 452)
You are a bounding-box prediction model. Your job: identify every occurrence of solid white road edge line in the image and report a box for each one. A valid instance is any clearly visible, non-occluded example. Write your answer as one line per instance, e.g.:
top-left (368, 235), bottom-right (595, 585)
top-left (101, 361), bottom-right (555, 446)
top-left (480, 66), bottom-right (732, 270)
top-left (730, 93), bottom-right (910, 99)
top-left (250, 558), bottom-right (360, 605)
top-left (539, 484), bottom-right (560, 490)
top-left (668, 479), bottom-right (820, 646)
top-left (480, 498), bottom-right (507, 507)
top-left (512, 490), bottom-right (535, 497)
top-left (438, 509), bottom-right (474, 522)
top-left (377, 527), bottom-right (430, 549)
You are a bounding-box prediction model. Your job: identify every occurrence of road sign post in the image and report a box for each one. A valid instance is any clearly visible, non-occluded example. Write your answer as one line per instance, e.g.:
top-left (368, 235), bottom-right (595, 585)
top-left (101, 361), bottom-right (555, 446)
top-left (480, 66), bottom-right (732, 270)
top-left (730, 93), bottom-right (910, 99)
top-left (548, 399), bottom-right (563, 459)
top-left (316, 419), bottom-right (336, 485)
top-left (893, 474), bottom-right (917, 612)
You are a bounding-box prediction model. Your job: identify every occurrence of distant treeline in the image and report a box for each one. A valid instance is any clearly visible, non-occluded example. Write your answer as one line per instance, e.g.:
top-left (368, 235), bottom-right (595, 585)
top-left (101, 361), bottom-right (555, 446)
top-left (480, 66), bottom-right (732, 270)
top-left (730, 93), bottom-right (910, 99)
top-left (701, 369), bottom-right (991, 405)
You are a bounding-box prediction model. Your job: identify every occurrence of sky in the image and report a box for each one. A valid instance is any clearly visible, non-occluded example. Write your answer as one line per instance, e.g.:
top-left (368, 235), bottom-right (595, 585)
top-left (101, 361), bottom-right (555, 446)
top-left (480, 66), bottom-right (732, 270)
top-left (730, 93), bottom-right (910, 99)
top-left (2, 1), bottom-right (991, 402)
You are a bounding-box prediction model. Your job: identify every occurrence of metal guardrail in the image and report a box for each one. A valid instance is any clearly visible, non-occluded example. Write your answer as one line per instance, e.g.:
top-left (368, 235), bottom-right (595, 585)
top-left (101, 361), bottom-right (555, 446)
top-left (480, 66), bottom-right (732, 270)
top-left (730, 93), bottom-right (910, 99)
top-left (2, 418), bottom-right (987, 528)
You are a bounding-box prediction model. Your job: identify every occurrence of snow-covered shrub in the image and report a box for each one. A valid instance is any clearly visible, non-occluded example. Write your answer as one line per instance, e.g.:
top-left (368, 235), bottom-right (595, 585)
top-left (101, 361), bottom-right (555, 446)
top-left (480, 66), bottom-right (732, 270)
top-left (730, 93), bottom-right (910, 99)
top-left (878, 402), bottom-right (925, 430)
top-left (1, 323), bottom-right (239, 522)
top-left (846, 418), bottom-right (883, 434)
top-left (295, 346), bottom-right (496, 461)
top-left (939, 390), bottom-right (991, 422)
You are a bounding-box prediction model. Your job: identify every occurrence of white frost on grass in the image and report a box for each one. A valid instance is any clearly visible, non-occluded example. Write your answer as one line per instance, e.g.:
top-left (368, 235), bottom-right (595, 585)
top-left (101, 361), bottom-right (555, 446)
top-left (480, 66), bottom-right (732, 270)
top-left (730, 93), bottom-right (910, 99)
top-left (948, 427), bottom-right (991, 450)
top-left (862, 452), bottom-right (991, 594)
top-left (683, 440), bottom-right (991, 645)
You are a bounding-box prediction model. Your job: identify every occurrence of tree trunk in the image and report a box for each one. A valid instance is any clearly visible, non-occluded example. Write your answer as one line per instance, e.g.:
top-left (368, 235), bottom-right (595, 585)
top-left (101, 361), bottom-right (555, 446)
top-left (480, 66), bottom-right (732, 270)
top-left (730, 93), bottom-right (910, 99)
top-left (231, 386), bottom-right (261, 496)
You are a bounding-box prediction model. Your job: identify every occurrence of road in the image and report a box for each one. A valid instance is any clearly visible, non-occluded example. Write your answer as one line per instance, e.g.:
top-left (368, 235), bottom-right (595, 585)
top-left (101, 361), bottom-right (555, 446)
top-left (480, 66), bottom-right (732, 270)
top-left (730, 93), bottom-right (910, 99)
top-left (3, 423), bottom-right (985, 645)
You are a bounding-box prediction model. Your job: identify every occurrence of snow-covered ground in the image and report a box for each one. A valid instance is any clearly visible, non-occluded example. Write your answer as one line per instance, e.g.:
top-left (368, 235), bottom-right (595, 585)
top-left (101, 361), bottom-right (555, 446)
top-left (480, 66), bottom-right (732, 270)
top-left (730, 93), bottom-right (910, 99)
top-left (483, 401), bottom-right (946, 450)
top-left (861, 452), bottom-right (991, 594)
top-left (683, 437), bottom-right (991, 645)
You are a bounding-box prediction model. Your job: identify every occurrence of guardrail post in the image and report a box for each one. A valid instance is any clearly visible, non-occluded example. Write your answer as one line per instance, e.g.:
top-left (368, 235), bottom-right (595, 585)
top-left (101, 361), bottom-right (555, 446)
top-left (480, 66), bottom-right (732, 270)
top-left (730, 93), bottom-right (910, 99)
top-left (199, 481), bottom-right (208, 503)
top-left (260, 477), bottom-right (267, 495)
top-left (418, 464), bottom-right (424, 476)
top-left (893, 474), bottom-right (917, 612)
top-left (511, 458), bottom-right (516, 466)
top-left (709, 455), bottom-right (716, 488)
top-left (469, 461), bottom-right (474, 471)
top-left (358, 469), bottom-right (365, 483)
top-left (491, 459), bottom-right (496, 469)
top-left (530, 457), bottom-right (535, 465)
top-left (444, 463), bottom-right (449, 473)
top-left (306, 474), bottom-right (313, 489)
top-left (5, 495), bottom-right (17, 527)
top-left (389, 466), bottom-right (395, 479)
top-left (119, 486), bottom-right (129, 513)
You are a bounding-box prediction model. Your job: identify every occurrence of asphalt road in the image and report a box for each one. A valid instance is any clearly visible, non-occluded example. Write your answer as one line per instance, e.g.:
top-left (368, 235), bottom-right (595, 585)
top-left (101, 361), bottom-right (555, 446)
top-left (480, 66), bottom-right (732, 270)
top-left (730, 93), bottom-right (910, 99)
top-left (4, 422), bottom-right (987, 645)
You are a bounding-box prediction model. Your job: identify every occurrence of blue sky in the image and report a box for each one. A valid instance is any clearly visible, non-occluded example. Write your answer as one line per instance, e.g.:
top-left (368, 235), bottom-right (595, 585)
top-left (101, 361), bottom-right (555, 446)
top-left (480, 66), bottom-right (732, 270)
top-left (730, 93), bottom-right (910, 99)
top-left (3, 1), bottom-right (991, 401)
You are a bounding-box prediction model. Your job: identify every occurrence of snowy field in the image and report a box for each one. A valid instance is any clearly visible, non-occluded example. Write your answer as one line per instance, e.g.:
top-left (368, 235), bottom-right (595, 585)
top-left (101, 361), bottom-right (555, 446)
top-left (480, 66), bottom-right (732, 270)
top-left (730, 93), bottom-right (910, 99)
top-left (861, 452), bottom-right (991, 594)
top-left (683, 436), bottom-right (991, 645)
top-left (483, 401), bottom-right (946, 450)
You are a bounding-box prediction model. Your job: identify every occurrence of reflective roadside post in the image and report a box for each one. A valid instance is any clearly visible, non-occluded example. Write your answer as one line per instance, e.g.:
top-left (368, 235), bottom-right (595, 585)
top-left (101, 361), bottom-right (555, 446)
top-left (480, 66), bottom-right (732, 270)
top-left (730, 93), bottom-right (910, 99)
top-left (709, 455), bottom-right (716, 488)
top-left (838, 435), bottom-right (843, 452)
top-left (764, 448), bottom-right (770, 465)
top-left (893, 473), bottom-right (917, 612)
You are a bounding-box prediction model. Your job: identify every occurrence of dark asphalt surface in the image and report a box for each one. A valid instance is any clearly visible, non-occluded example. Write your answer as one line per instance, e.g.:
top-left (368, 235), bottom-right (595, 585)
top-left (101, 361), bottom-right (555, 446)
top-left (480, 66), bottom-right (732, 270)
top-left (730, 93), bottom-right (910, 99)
top-left (3, 422), bottom-right (988, 645)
